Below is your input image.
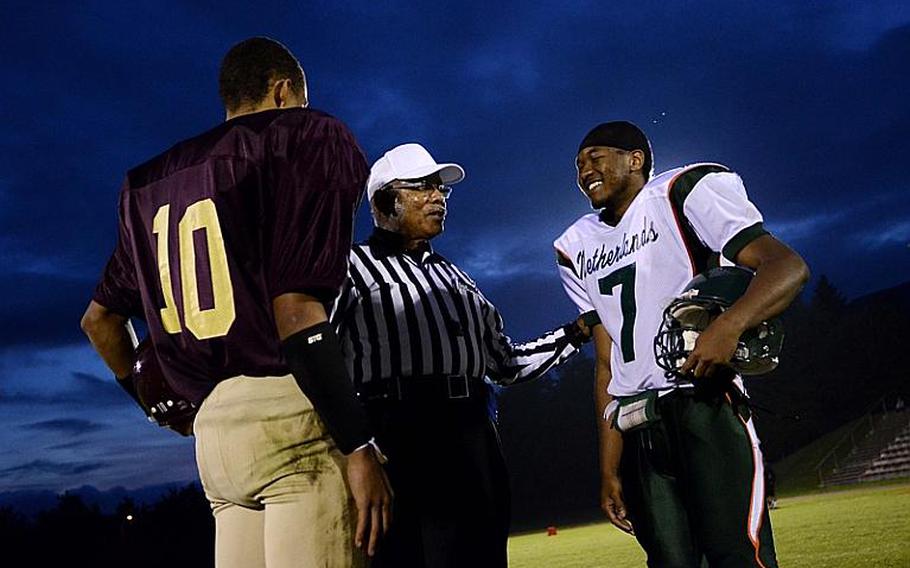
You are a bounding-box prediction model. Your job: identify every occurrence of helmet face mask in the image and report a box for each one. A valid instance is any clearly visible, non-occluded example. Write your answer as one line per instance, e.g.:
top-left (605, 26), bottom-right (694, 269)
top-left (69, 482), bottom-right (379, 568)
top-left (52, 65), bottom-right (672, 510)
top-left (653, 267), bottom-right (785, 380)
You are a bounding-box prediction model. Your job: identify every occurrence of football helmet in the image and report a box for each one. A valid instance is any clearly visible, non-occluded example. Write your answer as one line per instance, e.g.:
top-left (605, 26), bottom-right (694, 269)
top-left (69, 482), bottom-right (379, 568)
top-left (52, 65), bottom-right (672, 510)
top-left (653, 266), bottom-right (784, 378)
top-left (131, 339), bottom-right (196, 436)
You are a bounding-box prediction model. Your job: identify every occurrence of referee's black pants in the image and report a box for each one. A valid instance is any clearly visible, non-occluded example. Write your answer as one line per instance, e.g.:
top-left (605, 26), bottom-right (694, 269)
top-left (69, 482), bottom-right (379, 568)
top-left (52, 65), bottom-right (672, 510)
top-left (366, 393), bottom-right (510, 568)
top-left (620, 386), bottom-right (778, 568)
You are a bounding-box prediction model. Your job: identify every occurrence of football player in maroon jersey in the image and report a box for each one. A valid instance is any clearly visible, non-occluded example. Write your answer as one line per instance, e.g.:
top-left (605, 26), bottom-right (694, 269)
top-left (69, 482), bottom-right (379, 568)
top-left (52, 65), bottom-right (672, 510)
top-left (82, 37), bottom-right (390, 566)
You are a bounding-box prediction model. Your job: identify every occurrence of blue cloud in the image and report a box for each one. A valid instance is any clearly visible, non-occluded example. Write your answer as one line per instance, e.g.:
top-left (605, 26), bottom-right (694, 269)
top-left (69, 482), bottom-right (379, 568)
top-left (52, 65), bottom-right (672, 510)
top-left (0, 371), bottom-right (133, 410)
top-left (0, 459), bottom-right (108, 479)
top-left (20, 419), bottom-right (109, 435)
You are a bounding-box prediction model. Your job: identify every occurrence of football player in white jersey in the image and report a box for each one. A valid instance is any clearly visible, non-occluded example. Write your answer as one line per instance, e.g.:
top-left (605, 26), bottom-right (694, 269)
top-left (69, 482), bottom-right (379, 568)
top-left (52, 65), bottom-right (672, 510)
top-left (554, 121), bottom-right (809, 567)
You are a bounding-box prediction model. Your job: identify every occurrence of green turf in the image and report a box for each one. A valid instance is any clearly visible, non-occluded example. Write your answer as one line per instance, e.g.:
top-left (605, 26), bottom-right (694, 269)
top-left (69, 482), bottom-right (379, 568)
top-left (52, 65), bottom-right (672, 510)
top-left (508, 483), bottom-right (910, 567)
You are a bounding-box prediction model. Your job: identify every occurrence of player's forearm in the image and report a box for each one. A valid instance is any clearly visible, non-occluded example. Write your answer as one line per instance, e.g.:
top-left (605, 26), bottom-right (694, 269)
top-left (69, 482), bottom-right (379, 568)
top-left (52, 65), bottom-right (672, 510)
top-left (591, 324), bottom-right (622, 475)
top-left (274, 292), bottom-right (373, 454)
top-left (722, 245), bottom-right (809, 332)
top-left (599, 421), bottom-right (624, 476)
top-left (81, 300), bottom-right (137, 378)
top-left (595, 366), bottom-right (623, 475)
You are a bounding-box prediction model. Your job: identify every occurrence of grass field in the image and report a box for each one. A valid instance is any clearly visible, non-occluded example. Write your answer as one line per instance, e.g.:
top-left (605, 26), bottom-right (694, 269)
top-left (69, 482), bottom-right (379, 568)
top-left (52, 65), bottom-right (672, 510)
top-left (508, 482), bottom-right (910, 567)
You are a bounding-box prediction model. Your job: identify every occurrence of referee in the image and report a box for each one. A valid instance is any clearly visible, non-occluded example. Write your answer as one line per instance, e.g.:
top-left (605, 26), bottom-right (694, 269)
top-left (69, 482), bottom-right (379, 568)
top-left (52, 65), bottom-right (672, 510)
top-left (331, 143), bottom-right (594, 568)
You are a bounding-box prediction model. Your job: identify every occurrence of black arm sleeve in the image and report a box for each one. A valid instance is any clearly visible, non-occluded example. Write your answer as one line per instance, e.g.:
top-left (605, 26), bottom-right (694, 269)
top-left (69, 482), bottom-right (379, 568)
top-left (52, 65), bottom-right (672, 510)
top-left (280, 321), bottom-right (372, 454)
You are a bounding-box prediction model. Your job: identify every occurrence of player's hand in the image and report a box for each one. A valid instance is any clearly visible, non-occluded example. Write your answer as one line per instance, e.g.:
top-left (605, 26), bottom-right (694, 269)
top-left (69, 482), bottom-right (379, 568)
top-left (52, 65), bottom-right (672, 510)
top-left (346, 446), bottom-right (393, 556)
top-left (679, 313), bottom-right (742, 379)
top-left (601, 472), bottom-right (633, 535)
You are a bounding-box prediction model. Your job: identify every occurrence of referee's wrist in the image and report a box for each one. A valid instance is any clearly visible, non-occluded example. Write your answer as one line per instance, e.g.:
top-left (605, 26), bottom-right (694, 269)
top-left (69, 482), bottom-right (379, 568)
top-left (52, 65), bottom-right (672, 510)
top-left (563, 320), bottom-right (589, 347)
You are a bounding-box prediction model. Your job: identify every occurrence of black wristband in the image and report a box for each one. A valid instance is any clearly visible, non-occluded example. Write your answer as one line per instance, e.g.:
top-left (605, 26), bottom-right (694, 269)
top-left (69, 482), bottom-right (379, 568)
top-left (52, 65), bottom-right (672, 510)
top-left (280, 321), bottom-right (372, 454)
top-left (580, 310), bottom-right (601, 328)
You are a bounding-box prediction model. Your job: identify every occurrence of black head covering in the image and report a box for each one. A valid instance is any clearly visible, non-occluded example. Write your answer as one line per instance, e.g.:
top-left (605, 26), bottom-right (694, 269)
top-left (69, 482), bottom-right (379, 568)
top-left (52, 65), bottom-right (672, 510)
top-left (578, 121), bottom-right (653, 180)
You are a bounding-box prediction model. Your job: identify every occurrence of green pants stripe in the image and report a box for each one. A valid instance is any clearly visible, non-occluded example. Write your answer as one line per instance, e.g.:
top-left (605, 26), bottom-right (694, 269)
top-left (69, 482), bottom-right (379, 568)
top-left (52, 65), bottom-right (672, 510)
top-left (619, 388), bottom-right (778, 568)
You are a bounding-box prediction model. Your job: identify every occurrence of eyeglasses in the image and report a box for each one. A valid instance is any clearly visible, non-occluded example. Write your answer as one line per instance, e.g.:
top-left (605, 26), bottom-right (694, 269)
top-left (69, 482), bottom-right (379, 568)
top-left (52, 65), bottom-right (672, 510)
top-left (385, 179), bottom-right (453, 198)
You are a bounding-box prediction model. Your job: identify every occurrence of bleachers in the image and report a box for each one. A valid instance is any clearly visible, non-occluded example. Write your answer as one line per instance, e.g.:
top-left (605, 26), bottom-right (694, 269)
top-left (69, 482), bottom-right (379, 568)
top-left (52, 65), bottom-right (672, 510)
top-left (861, 425), bottom-right (910, 482)
top-left (820, 411), bottom-right (910, 486)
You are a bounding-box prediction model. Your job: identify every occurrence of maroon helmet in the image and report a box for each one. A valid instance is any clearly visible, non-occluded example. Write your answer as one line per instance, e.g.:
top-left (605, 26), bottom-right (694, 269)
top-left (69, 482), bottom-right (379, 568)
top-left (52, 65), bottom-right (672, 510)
top-left (131, 339), bottom-right (197, 436)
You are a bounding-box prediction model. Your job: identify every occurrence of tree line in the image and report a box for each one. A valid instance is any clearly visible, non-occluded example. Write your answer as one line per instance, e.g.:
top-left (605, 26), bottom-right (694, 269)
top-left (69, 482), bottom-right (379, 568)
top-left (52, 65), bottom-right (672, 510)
top-left (0, 486), bottom-right (213, 567)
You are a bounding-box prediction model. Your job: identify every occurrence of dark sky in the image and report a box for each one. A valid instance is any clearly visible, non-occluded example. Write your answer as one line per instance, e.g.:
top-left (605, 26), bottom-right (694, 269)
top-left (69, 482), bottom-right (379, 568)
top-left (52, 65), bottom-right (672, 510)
top-left (1, 1), bottom-right (908, 493)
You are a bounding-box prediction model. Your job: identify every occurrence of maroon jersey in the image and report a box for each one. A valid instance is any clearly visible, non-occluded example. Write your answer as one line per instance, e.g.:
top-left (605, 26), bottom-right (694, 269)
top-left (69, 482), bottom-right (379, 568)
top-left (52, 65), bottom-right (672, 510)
top-left (93, 108), bottom-right (367, 403)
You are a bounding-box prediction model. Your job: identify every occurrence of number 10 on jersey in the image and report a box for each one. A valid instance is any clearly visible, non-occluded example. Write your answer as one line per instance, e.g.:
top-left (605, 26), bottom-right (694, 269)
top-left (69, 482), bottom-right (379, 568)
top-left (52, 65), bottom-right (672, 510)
top-left (152, 199), bottom-right (235, 340)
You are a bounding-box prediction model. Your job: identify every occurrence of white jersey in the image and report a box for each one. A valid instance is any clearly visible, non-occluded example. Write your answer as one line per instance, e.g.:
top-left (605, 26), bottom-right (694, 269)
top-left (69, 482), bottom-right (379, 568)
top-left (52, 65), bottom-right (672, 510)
top-left (554, 163), bottom-right (767, 396)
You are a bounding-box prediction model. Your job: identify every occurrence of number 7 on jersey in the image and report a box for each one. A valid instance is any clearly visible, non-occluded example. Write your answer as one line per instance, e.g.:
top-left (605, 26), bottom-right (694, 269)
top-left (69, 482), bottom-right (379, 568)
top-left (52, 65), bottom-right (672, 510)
top-left (598, 263), bottom-right (637, 363)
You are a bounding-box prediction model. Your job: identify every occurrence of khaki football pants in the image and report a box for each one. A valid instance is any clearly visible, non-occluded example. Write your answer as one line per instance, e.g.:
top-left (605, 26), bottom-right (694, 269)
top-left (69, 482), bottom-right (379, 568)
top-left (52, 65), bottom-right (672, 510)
top-left (194, 375), bottom-right (364, 568)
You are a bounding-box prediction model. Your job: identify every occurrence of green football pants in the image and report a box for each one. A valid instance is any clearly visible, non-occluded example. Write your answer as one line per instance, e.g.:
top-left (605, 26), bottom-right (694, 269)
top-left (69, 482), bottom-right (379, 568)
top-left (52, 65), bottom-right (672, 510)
top-left (619, 387), bottom-right (778, 568)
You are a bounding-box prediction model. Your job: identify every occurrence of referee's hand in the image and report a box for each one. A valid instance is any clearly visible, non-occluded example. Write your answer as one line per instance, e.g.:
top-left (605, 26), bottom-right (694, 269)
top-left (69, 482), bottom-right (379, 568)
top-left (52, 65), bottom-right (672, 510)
top-left (347, 447), bottom-right (393, 556)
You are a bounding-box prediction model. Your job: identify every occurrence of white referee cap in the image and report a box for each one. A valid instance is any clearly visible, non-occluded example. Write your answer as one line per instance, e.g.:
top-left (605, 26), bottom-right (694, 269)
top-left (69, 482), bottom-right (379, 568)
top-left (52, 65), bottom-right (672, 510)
top-left (366, 143), bottom-right (465, 200)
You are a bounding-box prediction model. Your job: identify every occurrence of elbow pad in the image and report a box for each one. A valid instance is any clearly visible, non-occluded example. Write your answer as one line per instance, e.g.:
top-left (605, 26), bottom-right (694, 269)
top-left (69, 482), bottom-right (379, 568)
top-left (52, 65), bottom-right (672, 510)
top-left (280, 321), bottom-right (372, 454)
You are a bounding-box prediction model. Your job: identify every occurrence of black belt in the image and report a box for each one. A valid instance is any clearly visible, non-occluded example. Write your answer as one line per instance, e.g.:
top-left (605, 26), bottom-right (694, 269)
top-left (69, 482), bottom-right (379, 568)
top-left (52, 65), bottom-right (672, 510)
top-left (358, 375), bottom-right (487, 402)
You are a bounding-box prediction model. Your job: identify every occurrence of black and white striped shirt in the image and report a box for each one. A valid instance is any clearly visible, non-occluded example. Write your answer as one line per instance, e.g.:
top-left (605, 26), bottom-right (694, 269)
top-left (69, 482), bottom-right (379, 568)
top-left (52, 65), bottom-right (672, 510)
top-left (331, 229), bottom-right (582, 387)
